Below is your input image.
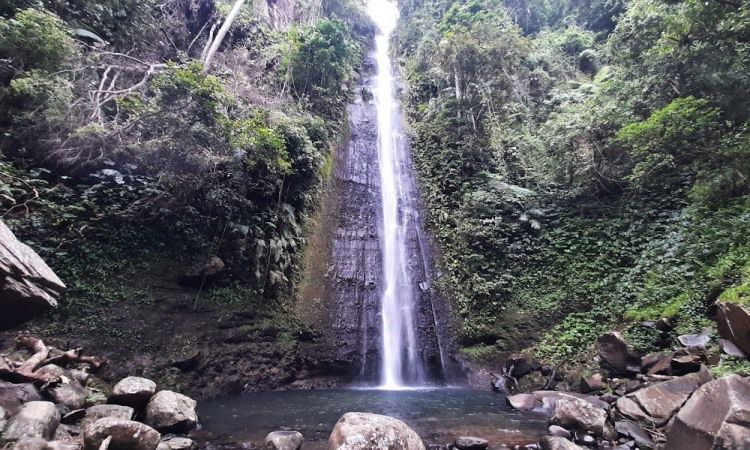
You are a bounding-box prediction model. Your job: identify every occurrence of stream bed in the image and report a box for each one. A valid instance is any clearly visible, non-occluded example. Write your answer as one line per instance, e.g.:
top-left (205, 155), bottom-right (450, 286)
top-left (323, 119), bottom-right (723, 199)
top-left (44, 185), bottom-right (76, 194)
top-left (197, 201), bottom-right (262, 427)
top-left (197, 388), bottom-right (547, 449)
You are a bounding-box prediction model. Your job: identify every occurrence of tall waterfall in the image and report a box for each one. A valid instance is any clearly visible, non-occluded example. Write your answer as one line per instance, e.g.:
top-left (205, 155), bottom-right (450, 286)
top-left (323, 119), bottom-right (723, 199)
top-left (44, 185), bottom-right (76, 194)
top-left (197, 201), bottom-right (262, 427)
top-left (368, 0), bottom-right (424, 388)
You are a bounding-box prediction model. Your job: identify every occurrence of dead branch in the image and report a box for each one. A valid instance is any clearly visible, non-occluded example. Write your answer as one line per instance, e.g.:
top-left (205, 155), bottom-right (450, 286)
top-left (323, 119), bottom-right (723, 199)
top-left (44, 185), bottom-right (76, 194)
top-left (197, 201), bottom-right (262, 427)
top-left (41, 348), bottom-right (107, 369)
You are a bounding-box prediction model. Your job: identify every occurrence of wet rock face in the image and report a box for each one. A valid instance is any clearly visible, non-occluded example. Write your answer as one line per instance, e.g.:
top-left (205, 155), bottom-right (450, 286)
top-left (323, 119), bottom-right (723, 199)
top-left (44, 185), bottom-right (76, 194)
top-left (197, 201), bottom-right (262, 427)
top-left (665, 374), bottom-right (750, 450)
top-left (0, 220), bottom-right (66, 330)
top-left (328, 412), bottom-right (426, 450)
top-left (324, 73), bottom-right (452, 382)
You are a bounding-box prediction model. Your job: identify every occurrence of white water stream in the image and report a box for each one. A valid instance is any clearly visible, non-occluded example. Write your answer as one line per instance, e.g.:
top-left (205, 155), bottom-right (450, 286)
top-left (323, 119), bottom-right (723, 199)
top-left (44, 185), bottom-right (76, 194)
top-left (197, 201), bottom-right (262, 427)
top-left (367, 0), bottom-right (423, 389)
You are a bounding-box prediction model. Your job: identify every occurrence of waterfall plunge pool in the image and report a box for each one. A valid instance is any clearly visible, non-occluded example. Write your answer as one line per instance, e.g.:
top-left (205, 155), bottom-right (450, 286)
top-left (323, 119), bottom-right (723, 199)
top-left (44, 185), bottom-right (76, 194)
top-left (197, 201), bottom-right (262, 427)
top-left (196, 388), bottom-right (547, 449)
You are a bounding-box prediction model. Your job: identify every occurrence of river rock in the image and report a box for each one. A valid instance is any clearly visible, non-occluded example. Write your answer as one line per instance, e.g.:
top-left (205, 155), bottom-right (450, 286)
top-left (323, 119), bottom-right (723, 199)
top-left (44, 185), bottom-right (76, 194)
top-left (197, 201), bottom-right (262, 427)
top-left (109, 376), bottom-right (157, 408)
top-left (539, 436), bottom-right (583, 450)
top-left (580, 374), bottom-right (604, 393)
top-left (36, 364), bottom-right (87, 410)
top-left (550, 397), bottom-right (609, 438)
top-left (0, 220), bottom-right (66, 329)
top-left (83, 417), bottom-right (161, 450)
top-left (265, 431), bottom-right (304, 450)
top-left (507, 391), bottom-right (608, 416)
top-left (596, 332), bottom-right (630, 373)
top-left (83, 404), bottom-right (134, 428)
top-left (328, 412), bottom-right (425, 450)
top-left (629, 366), bottom-right (711, 424)
top-left (454, 436), bottom-right (488, 450)
top-left (665, 374), bottom-right (750, 449)
top-left (145, 390), bottom-right (197, 433)
top-left (717, 301), bottom-right (750, 355)
top-left (0, 381), bottom-right (41, 414)
top-left (548, 425), bottom-right (572, 439)
top-left (158, 437), bottom-right (198, 450)
top-left (615, 421), bottom-right (654, 449)
top-left (4, 401), bottom-right (61, 440)
top-left (677, 332), bottom-right (710, 350)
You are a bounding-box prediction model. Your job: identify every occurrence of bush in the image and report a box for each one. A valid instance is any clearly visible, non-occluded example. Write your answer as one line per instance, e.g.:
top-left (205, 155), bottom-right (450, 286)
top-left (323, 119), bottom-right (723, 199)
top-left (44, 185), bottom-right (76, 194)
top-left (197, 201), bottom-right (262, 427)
top-left (0, 8), bottom-right (74, 74)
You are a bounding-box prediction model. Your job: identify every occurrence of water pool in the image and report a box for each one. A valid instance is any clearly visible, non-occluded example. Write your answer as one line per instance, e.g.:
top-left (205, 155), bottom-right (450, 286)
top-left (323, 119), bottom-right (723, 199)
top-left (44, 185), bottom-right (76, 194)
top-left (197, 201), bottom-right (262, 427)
top-left (197, 388), bottom-right (547, 449)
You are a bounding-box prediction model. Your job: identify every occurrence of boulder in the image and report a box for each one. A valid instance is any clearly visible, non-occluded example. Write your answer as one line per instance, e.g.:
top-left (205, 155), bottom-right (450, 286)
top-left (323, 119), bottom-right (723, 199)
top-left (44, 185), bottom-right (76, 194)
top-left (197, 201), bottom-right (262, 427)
top-left (580, 374), bottom-right (604, 393)
top-left (3, 401), bottom-right (60, 440)
top-left (677, 332), bottom-right (710, 350)
top-left (328, 412), bottom-right (425, 450)
top-left (665, 375), bottom-right (750, 450)
top-left (145, 390), bottom-right (197, 433)
top-left (109, 376), bottom-right (156, 409)
top-left (596, 332), bottom-right (630, 373)
top-left (629, 366), bottom-right (711, 425)
top-left (507, 391), bottom-right (608, 417)
top-left (36, 364), bottom-right (87, 410)
top-left (719, 338), bottom-right (747, 358)
top-left (83, 417), bottom-right (161, 450)
top-left (453, 437), bottom-right (488, 450)
top-left (539, 436), bottom-right (584, 450)
top-left (548, 425), bottom-right (572, 439)
top-left (157, 437), bottom-right (197, 450)
top-left (615, 421), bottom-right (654, 449)
top-left (615, 396), bottom-right (654, 423)
top-left (670, 354), bottom-right (702, 376)
top-left (505, 355), bottom-right (534, 378)
top-left (717, 301), bottom-right (750, 355)
top-left (11, 437), bottom-right (48, 450)
top-left (646, 353), bottom-right (674, 376)
top-left (0, 381), bottom-right (41, 414)
top-left (83, 404), bottom-right (134, 428)
top-left (0, 220), bottom-right (66, 329)
top-left (265, 431), bottom-right (304, 450)
top-left (179, 256), bottom-right (225, 287)
top-left (550, 397), bottom-right (609, 437)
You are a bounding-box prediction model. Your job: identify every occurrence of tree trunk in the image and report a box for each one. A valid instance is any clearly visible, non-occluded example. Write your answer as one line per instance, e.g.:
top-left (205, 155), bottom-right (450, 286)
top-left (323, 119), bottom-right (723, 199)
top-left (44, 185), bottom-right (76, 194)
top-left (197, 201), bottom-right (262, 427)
top-left (203, 0), bottom-right (247, 70)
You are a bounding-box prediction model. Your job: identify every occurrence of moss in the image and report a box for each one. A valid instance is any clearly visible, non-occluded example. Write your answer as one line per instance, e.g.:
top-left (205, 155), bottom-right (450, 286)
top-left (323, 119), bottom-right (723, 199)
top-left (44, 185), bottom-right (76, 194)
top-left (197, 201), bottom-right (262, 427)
top-left (718, 263), bottom-right (750, 306)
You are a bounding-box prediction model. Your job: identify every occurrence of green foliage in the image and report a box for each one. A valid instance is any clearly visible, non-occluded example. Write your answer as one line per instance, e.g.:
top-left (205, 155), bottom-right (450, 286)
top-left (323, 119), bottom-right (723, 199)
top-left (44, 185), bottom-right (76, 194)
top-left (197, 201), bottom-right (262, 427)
top-left (0, 8), bottom-right (74, 74)
top-left (284, 19), bottom-right (361, 118)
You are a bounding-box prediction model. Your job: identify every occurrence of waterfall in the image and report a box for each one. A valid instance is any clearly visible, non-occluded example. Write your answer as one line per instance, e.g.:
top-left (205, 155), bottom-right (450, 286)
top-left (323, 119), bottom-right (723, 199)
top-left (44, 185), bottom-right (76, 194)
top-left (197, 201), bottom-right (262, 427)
top-left (368, 0), bottom-right (425, 389)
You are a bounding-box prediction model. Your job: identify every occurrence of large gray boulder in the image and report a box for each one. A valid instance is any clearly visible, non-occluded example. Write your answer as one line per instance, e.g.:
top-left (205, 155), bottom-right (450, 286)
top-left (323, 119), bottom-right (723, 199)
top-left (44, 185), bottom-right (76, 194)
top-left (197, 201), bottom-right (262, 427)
top-left (596, 332), bottom-right (630, 372)
top-left (0, 220), bottom-right (65, 329)
top-left (328, 412), bottom-right (425, 450)
top-left (665, 375), bottom-right (750, 449)
top-left (550, 397), bottom-right (609, 438)
top-left (266, 430), bottom-right (304, 450)
top-left (0, 381), bottom-right (41, 415)
top-left (83, 417), bottom-right (161, 450)
top-left (109, 376), bottom-right (156, 409)
top-left (145, 390), bottom-right (197, 433)
top-left (617, 366), bottom-right (712, 426)
top-left (3, 401), bottom-right (60, 440)
top-left (507, 391), bottom-right (608, 416)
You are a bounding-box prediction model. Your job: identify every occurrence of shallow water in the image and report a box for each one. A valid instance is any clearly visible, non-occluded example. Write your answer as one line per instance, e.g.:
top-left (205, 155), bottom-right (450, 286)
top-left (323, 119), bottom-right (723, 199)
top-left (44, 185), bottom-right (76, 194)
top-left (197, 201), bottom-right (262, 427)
top-left (197, 388), bottom-right (547, 449)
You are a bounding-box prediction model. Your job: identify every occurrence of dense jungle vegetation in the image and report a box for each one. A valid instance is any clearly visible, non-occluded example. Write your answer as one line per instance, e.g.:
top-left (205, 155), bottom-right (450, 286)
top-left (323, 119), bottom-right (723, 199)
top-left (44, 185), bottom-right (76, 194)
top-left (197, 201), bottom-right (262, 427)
top-left (394, 0), bottom-right (750, 368)
top-left (0, 0), bottom-right (372, 363)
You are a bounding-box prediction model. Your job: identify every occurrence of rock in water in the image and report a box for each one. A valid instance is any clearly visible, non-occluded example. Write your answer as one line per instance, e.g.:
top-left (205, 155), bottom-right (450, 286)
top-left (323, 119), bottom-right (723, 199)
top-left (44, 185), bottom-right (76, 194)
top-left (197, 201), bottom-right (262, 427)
top-left (145, 390), bottom-right (198, 433)
top-left (157, 437), bottom-right (198, 450)
top-left (665, 375), bottom-right (750, 450)
top-left (539, 436), bottom-right (584, 450)
top-left (454, 436), bottom-right (489, 450)
top-left (109, 376), bottom-right (157, 409)
top-left (716, 302), bottom-right (750, 355)
top-left (83, 417), bottom-right (161, 450)
top-left (550, 397), bottom-right (609, 438)
top-left (329, 412), bottom-right (425, 450)
top-left (266, 431), bottom-right (304, 450)
top-left (0, 220), bottom-right (66, 329)
top-left (3, 401), bottom-right (60, 440)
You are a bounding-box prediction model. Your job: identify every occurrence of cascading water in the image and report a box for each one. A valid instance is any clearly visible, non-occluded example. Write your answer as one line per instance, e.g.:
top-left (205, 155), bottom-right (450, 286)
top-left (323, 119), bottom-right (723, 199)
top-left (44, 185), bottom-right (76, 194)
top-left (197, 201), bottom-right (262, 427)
top-left (368, 0), bottom-right (424, 389)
